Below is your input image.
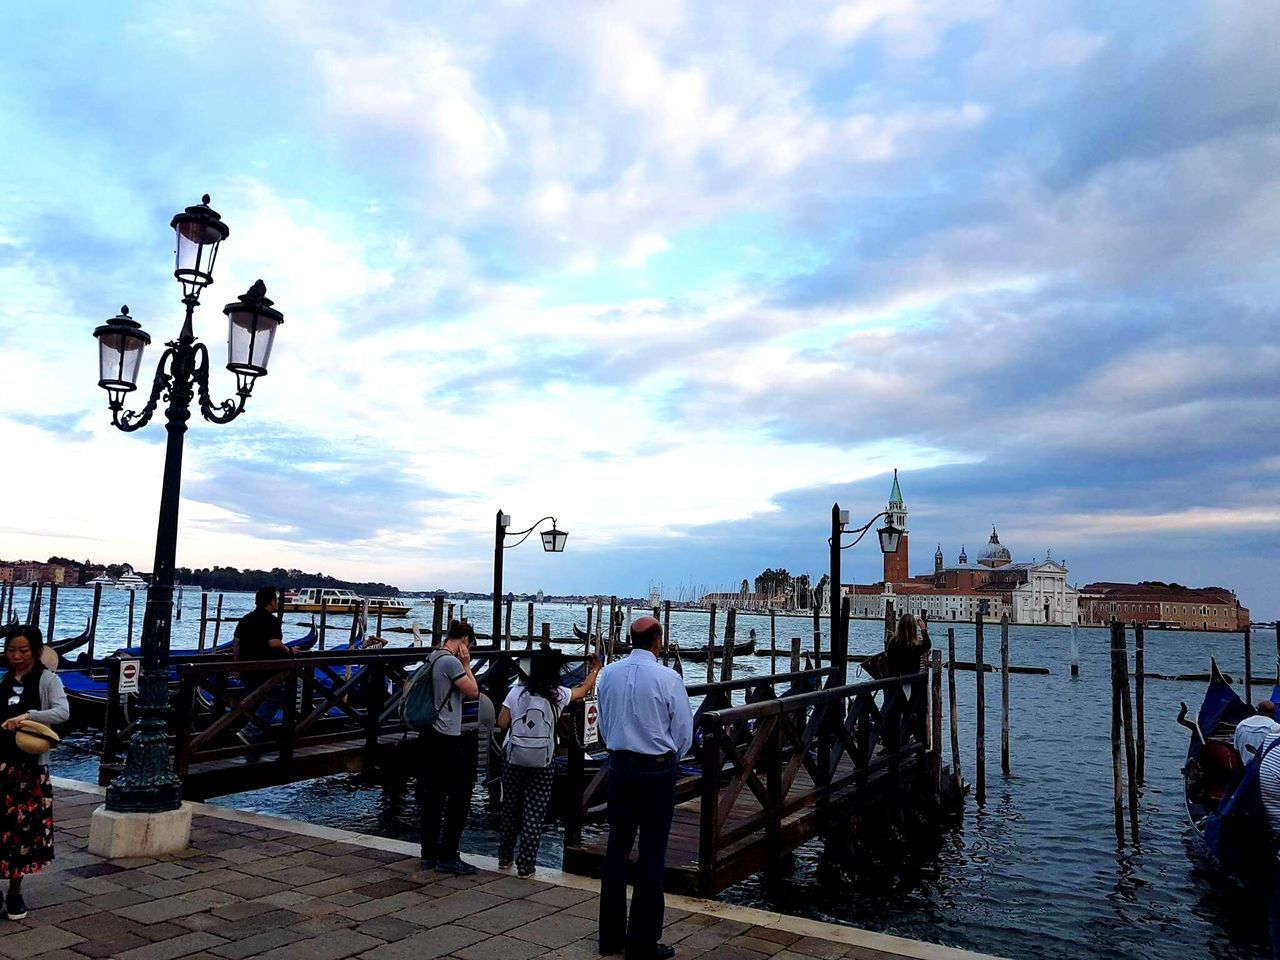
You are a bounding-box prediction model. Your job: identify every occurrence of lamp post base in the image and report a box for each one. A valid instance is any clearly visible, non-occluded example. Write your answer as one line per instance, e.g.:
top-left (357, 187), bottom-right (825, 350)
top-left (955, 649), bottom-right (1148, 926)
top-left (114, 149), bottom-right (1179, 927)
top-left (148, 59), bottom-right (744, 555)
top-left (89, 803), bottom-right (193, 859)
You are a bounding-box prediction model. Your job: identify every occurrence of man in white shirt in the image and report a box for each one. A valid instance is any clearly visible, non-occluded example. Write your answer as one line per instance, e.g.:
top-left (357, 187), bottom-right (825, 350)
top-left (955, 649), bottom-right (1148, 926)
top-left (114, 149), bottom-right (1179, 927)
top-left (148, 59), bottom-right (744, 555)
top-left (596, 617), bottom-right (693, 960)
top-left (1235, 701), bottom-right (1280, 763)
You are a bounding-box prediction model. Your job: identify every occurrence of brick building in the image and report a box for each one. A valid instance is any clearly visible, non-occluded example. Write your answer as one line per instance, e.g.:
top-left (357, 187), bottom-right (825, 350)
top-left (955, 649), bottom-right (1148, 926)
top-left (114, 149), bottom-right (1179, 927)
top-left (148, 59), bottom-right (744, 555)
top-left (1078, 582), bottom-right (1249, 631)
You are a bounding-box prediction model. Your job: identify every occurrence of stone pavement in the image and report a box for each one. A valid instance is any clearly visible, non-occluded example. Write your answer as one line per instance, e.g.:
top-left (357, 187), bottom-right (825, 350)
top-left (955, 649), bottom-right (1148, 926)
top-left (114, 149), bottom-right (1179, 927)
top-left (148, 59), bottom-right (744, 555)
top-left (0, 780), bottom-right (998, 960)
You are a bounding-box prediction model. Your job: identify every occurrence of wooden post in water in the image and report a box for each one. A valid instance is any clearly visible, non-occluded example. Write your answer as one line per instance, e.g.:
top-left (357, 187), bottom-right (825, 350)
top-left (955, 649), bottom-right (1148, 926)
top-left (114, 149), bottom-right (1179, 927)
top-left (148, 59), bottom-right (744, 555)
top-left (662, 600), bottom-right (672, 666)
top-left (447, 602), bottom-right (455, 627)
top-left (770, 609), bottom-right (777, 673)
top-left (47, 584), bottom-right (58, 645)
top-left (432, 596), bottom-right (444, 645)
top-left (1115, 620), bottom-right (1140, 842)
top-left (1244, 623), bottom-right (1253, 709)
top-left (87, 582), bottom-right (103, 661)
top-left (1000, 613), bottom-right (1010, 776)
top-left (790, 637), bottom-right (802, 672)
top-left (585, 607), bottom-right (594, 659)
top-left (198, 593), bottom-right (209, 652)
top-left (812, 604), bottom-right (821, 665)
top-left (26, 584), bottom-right (37, 625)
top-left (1275, 622), bottom-right (1279, 685)
top-left (541, 622), bottom-right (551, 648)
top-left (706, 603), bottom-right (718, 683)
top-left (720, 608), bottom-right (736, 682)
top-left (1070, 623), bottom-right (1080, 678)
top-left (318, 596), bottom-right (328, 651)
top-left (504, 598), bottom-right (513, 650)
top-left (947, 627), bottom-right (960, 782)
top-left (526, 602), bottom-right (534, 650)
top-left (883, 599), bottom-right (895, 650)
top-left (1134, 622), bottom-right (1146, 785)
top-left (1109, 620), bottom-right (1125, 844)
top-left (931, 650), bottom-right (943, 792)
top-left (131, 589), bottom-right (141, 646)
top-left (975, 612), bottom-right (986, 806)
top-left (608, 597), bottom-right (618, 656)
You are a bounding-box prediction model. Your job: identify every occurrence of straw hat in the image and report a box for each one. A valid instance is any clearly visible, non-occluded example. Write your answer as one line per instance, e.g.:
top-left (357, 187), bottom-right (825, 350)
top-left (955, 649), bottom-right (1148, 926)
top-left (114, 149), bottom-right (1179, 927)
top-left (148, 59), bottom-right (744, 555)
top-left (14, 719), bottom-right (60, 755)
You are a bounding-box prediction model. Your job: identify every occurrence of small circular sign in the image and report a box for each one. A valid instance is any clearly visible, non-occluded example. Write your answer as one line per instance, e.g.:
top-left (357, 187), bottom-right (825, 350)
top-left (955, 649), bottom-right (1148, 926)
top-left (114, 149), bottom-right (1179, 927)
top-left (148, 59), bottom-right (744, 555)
top-left (121, 662), bottom-right (138, 681)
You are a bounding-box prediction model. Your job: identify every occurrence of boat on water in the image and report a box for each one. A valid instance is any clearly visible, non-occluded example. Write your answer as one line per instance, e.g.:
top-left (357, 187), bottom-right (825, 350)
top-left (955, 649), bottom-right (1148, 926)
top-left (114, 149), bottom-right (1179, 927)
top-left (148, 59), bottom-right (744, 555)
top-left (283, 588), bottom-right (411, 617)
top-left (86, 574), bottom-right (116, 588)
top-left (113, 571), bottom-right (148, 590)
top-left (1180, 659), bottom-right (1278, 886)
top-left (677, 634), bottom-right (756, 663)
top-left (1148, 620), bottom-right (1183, 630)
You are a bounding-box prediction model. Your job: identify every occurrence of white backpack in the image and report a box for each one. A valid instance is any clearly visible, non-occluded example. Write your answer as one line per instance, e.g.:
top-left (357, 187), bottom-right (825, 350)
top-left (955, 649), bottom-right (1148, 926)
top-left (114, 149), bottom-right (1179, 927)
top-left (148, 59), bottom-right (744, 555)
top-left (504, 691), bottom-right (558, 768)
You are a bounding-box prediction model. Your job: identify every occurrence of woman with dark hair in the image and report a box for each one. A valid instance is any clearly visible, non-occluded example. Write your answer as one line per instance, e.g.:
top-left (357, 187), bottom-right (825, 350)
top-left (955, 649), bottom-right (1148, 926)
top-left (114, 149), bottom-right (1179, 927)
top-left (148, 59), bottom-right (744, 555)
top-left (0, 625), bottom-right (69, 920)
top-left (496, 652), bottom-right (599, 878)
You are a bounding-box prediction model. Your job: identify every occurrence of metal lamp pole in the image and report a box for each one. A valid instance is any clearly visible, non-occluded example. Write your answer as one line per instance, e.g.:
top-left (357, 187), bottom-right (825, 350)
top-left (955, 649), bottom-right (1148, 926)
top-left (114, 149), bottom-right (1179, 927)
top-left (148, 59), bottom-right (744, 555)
top-left (829, 504), bottom-right (903, 686)
top-left (492, 511), bottom-right (568, 645)
top-left (93, 196), bottom-right (283, 814)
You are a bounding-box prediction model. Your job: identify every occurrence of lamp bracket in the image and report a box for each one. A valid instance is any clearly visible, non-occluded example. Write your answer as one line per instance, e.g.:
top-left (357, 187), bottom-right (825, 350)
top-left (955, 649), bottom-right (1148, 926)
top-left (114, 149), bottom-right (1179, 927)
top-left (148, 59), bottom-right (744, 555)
top-left (504, 516), bottom-right (558, 549)
top-left (832, 510), bottom-right (893, 550)
top-left (193, 342), bottom-right (249, 424)
top-left (110, 347), bottom-right (174, 433)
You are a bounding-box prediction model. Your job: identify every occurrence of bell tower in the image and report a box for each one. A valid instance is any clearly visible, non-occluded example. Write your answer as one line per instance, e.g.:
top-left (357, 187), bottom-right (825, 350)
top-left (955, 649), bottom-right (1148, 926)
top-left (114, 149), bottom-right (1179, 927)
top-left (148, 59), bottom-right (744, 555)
top-left (883, 468), bottom-right (910, 584)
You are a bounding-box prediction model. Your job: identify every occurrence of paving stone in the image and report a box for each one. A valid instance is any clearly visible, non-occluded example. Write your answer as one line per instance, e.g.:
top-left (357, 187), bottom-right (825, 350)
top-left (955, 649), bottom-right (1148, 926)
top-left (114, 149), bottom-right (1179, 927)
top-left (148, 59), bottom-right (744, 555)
top-left (746, 929), bottom-right (803, 948)
top-left (65, 876), bottom-right (124, 896)
top-left (179, 887), bottom-right (245, 908)
top-left (334, 890), bottom-right (430, 922)
top-left (390, 889), bottom-right (505, 928)
top-left (0, 926), bottom-right (84, 958)
top-left (116, 931), bottom-right (228, 960)
top-left (208, 927), bottom-right (310, 959)
top-left (287, 916), bottom-right (358, 937)
top-left (355, 924), bottom-right (484, 960)
top-left (266, 929), bottom-right (384, 960)
top-left (841, 948), bottom-right (903, 960)
top-left (213, 875), bottom-right (288, 899)
top-left (527, 886), bottom-right (596, 909)
top-left (203, 908), bottom-right (308, 940)
top-left (698, 943), bottom-right (772, 960)
top-left (70, 933), bottom-right (151, 958)
top-left (22, 900), bottom-right (97, 924)
top-left (505, 912), bottom-right (599, 949)
top-left (300, 875), bottom-right (374, 898)
top-left (452, 933), bottom-right (550, 960)
top-left (354, 916), bottom-right (420, 943)
top-left (141, 862), bottom-right (199, 880)
top-left (260, 865), bottom-right (336, 886)
top-left (68, 862), bottom-right (129, 878)
top-left (476, 875), bottom-right (554, 898)
top-left (85, 888), bottom-right (152, 910)
top-left (727, 934), bottom-right (792, 956)
top-left (532, 941), bottom-right (601, 960)
top-left (208, 900), bottom-right (280, 921)
top-left (326, 891), bottom-right (372, 907)
top-left (352, 878), bottom-right (420, 900)
top-left (59, 912), bottom-right (144, 939)
top-left (457, 897), bottom-right (553, 934)
top-left (118, 895), bottom-right (211, 925)
top-left (135, 922), bottom-right (193, 943)
top-left (560, 896), bottom-right (601, 919)
top-left (786, 937), bottom-right (848, 960)
top-left (135, 879), bottom-right (204, 899)
top-left (252, 890), bottom-right (315, 907)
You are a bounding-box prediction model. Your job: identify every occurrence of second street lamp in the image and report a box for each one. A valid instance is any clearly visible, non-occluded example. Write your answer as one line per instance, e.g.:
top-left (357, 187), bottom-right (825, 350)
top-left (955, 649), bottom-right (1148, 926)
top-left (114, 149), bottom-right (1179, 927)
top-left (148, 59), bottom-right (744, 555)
top-left (828, 504), bottom-right (902, 684)
top-left (91, 195), bottom-right (283, 823)
top-left (492, 511), bottom-right (567, 646)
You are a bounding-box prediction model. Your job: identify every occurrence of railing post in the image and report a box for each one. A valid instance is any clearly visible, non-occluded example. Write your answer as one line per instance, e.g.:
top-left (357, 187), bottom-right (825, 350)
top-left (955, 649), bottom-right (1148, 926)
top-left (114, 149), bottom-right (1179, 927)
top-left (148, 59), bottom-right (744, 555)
top-left (174, 671), bottom-right (196, 778)
top-left (282, 667), bottom-right (298, 767)
top-left (698, 715), bottom-right (722, 897)
top-left (764, 709), bottom-right (783, 886)
top-left (564, 699), bottom-right (585, 850)
top-left (364, 660), bottom-right (384, 757)
top-left (102, 656), bottom-right (122, 760)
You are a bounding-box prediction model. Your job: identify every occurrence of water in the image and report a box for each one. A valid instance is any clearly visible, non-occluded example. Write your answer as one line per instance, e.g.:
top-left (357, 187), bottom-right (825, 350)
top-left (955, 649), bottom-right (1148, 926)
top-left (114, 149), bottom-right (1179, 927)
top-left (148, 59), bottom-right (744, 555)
top-left (31, 585), bottom-right (1276, 959)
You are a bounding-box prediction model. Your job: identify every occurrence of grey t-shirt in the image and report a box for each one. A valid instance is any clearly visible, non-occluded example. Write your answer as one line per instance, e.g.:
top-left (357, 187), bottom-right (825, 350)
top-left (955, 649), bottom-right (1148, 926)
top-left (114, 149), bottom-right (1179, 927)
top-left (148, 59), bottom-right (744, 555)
top-left (429, 650), bottom-right (466, 735)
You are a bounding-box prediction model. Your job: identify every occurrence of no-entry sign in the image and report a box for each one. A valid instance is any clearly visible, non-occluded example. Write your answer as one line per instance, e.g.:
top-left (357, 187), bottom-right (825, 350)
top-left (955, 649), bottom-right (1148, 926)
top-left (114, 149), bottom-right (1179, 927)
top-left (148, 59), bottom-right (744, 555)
top-left (118, 657), bottom-right (140, 695)
top-left (583, 697), bottom-right (599, 746)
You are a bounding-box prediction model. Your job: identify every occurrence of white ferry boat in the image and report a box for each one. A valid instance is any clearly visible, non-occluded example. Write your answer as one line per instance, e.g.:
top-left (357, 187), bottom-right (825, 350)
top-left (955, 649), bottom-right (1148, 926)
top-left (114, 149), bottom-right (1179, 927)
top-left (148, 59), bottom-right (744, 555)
top-left (283, 588), bottom-right (410, 617)
top-left (114, 571), bottom-right (148, 590)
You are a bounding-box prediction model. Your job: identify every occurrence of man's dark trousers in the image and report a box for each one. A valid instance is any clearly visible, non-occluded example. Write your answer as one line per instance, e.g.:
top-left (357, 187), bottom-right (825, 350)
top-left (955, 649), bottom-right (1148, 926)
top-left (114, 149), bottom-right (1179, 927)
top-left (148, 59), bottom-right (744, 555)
top-left (599, 751), bottom-right (678, 960)
top-left (418, 729), bottom-right (476, 861)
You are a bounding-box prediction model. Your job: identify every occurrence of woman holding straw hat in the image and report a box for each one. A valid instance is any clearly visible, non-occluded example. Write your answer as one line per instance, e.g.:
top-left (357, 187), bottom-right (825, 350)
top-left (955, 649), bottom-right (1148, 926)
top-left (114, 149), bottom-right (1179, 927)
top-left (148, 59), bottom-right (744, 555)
top-left (0, 625), bottom-right (68, 921)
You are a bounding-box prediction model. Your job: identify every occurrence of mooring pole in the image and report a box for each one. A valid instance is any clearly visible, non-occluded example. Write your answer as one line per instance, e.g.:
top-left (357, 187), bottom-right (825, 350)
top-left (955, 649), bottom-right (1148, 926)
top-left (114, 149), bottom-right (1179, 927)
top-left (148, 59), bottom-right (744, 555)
top-left (1000, 613), bottom-right (1010, 776)
top-left (812, 603), bottom-right (822, 667)
top-left (1070, 622), bottom-right (1080, 678)
top-left (721, 608), bottom-right (736, 682)
top-left (526, 601), bottom-right (534, 650)
top-left (128, 588), bottom-right (138, 646)
top-left (706, 603), bottom-right (718, 683)
top-left (663, 600), bottom-right (672, 666)
top-left (790, 637), bottom-right (802, 672)
top-left (770, 609), bottom-right (777, 673)
top-left (975, 612), bottom-right (986, 806)
top-left (1135, 622), bottom-right (1146, 785)
top-left (87, 582), bottom-right (103, 661)
top-left (505, 597), bottom-right (513, 650)
top-left (947, 627), bottom-right (960, 781)
top-left (197, 592), bottom-right (209, 652)
top-left (47, 584), bottom-right (58, 646)
top-left (1110, 620), bottom-right (1125, 844)
top-left (931, 649), bottom-right (943, 792)
top-left (1244, 623), bottom-right (1253, 709)
top-left (318, 595), bottom-right (327, 651)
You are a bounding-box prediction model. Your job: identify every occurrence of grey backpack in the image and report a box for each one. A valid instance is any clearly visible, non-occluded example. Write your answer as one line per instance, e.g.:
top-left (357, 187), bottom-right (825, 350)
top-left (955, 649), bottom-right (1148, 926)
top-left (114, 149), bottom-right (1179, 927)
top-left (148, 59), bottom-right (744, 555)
top-left (504, 692), bottom-right (557, 768)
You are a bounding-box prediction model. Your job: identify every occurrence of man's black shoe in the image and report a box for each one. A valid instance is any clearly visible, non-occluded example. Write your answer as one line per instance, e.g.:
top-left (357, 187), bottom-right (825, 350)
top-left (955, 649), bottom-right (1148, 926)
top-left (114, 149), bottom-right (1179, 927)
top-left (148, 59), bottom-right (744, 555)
top-left (654, 944), bottom-right (675, 960)
top-left (598, 945), bottom-right (623, 957)
top-left (435, 858), bottom-right (479, 875)
top-left (419, 857), bottom-right (437, 870)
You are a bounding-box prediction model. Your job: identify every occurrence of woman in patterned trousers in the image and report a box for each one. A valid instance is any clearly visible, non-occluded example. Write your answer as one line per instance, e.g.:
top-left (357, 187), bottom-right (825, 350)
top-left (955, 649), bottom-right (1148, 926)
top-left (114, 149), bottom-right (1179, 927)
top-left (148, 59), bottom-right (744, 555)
top-left (497, 653), bottom-right (598, 878)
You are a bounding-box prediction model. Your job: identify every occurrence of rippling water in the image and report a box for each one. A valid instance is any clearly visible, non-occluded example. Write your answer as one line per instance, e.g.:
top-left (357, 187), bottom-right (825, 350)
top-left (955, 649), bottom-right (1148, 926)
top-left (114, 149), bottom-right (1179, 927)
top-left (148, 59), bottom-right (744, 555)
top-left (35, 586), bottom-right (1275, 959)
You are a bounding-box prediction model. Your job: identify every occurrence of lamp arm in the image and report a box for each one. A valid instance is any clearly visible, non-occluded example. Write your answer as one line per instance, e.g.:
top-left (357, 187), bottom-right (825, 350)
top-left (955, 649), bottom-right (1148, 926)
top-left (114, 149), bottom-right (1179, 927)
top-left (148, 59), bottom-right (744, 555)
top-left (503, 516), bottom-right (558, 549)
top-left (111, 348), bottom-right (175, 433)
top-left (193, 342), bottom-right (248, 424)
top-left (832, 510), bottom-right (893, 550)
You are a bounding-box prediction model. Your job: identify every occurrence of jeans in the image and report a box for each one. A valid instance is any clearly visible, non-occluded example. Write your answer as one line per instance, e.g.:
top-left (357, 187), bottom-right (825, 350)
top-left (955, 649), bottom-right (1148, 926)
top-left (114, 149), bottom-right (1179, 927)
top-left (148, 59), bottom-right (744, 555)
top-left (418, 729), bottom-right (476, 861)
top-left (599, 751), bottom-right (678, 960)
top-left (241, 675), bottom-right (283, 745)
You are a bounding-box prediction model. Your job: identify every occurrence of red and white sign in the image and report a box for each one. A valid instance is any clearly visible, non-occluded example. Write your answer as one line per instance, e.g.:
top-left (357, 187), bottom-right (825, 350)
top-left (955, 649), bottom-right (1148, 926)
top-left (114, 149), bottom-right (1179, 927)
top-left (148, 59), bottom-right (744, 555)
top-left (118, 658), bottom-right (140, 695)
top-left (583, 697), bottom-right (599, 746)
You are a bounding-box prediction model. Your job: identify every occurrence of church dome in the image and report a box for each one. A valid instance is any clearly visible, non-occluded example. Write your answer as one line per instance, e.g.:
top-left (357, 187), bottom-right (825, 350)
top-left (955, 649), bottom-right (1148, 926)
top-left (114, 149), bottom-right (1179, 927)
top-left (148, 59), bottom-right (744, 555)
top-left (978, 527), bottom-right (1012, 568)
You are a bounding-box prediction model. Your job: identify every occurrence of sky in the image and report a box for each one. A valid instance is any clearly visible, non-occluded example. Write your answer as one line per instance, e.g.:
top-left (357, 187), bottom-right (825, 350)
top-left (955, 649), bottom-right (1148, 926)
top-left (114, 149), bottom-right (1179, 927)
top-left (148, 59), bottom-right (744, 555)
top-left (0, 2), bottom-right (1276, 617)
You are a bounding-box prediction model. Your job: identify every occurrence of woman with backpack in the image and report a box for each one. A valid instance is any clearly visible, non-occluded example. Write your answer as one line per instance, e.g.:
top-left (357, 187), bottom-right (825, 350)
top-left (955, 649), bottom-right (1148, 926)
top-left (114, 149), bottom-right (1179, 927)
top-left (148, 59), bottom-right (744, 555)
top-left (497, 652), bottom-right (599, 878)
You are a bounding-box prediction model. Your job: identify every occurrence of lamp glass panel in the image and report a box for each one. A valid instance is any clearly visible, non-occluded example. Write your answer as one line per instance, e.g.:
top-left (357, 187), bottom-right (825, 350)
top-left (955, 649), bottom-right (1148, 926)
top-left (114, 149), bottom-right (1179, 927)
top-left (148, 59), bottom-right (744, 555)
top-left (97, 330), bottom-right (146, 390)
top-left (878, 526), bottom-right (902, 554)
top-left (226, 308), bottom-right (278, 374)
top-left (541, 528), bottom-right (567, 552)
top-left (174, 220), bottom-right (223, 291)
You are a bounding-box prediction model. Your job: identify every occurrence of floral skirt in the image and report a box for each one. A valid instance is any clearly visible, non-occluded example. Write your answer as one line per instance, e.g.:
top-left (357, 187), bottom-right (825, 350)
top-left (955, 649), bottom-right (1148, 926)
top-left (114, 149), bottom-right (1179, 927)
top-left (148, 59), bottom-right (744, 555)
top-left (0, 761), bottom-right (53, 876)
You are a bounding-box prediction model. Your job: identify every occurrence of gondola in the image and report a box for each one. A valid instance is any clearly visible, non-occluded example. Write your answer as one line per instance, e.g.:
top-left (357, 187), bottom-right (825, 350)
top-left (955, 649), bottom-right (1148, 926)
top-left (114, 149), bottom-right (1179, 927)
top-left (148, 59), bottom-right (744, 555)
top-left (1180, 658), bottom-right (1277, 886)
top-left (50, 618), bottom-right (94, 656)
top-left (677, 635), bottom-right (756, 663)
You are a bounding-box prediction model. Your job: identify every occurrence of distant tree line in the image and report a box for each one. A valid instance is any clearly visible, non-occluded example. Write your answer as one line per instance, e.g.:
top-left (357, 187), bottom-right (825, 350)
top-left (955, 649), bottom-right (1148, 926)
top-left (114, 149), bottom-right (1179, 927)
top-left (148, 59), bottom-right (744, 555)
top-left (177, 566), bottom-right (401, 596)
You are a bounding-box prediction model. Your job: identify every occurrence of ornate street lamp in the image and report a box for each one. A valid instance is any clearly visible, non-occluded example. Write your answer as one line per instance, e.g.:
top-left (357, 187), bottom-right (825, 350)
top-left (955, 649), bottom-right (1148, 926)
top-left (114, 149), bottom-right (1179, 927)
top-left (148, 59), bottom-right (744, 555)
top-left (492, 511), bottom-right (567, 646)
top-left (91, 195), bottom-right (283, 817)
top-left (827, 505), bottom-right (902, 683)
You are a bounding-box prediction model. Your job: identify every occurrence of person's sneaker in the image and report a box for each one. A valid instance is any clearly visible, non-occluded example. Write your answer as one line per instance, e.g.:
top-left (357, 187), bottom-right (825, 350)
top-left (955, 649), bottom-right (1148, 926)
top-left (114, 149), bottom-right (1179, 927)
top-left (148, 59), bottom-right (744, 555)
top-left (517, 868), bottom-right (536, 879)
top-left (654, 944), bottom-right (675, 960)
top-left (435, 858), bottom-right (479, 875)
top-left (496, 860), bottom-right (514, 871)
top-left (5, 894), bottom-right (26, 920)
